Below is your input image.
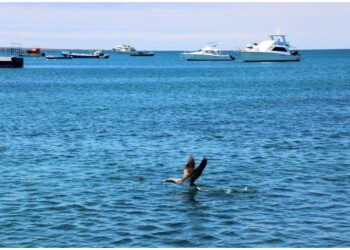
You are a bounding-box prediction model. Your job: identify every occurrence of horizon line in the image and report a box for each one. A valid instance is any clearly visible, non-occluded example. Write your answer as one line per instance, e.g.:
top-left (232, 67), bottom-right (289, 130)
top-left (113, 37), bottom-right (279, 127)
top-left (1, 47), bottom-right (350, 51)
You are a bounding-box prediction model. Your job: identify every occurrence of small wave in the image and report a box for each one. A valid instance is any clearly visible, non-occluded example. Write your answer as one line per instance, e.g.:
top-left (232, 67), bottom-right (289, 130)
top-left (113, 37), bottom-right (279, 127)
top-left (136, 224), bottom-right (161, 231)
top-left (203, 186), bottom-right (254, 195)
top-left (223, 188), bottom-right (232, 194)
top-left (221, 186), bottom-right (252, 194)
top-left (50, 223), bottom-right (75, 230)
top-left (172, 186), bottom-right (256, 201)
top-left (198, 233), bottom-right (219, 241)
top-left (0, 146), bottom-right (8, 152)
top-left (167, 238), bottom-right (193, 246)
top-left (111, 238), bottom-right (133, 246)
top-left (220, 187), bottom-right (247, 194)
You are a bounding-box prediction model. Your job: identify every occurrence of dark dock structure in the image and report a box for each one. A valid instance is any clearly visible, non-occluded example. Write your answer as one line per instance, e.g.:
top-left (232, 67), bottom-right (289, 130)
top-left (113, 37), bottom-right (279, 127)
top-left (0, 56), bottom-right (24, 68)
top-left (0, 42), bottom-right (24, 68)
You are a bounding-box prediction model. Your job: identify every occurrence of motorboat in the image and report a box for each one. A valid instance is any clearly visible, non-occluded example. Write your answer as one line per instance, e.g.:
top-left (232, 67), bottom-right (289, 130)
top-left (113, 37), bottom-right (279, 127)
top-left (182, 42), bottom-right (234, 61)
top-left (61, 50), bottom-right (109, 59)
top-left (26, 48), bottom-right (41, 55)
top-left (130, 51), bottom-right (154, 57)
top-left (46, 55), bottom-right (72, 59)
top-left (20, 47), bottom-right (45, 57)
top-left (93, 50), bottom-right (109, 59)
top-left (113, 43), bottom-right (136, 54)
top-left (239, 32), bottom-right (301, 62)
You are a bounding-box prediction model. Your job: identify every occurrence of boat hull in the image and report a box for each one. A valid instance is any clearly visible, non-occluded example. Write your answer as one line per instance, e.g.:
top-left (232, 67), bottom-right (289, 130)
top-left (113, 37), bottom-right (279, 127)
top-left (182, 53), bottom-right (234, 61)
top-left (113, 50), bottom-right (135, 54)
top-left (239, 51), bottom-right (300, 62)
top-left (69, 54), bottom-right (98, 58)
top-left (61, 52), bottom-right (109, 59)
top-left (46, 56), bottom-right (72, 60)
top-left (130, 51), bottom-right (154, 56)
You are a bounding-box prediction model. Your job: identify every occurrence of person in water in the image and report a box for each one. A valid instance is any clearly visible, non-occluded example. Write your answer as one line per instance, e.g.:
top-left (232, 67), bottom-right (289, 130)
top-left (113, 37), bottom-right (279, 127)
top-left (166, 156), bottom-right (207, 188)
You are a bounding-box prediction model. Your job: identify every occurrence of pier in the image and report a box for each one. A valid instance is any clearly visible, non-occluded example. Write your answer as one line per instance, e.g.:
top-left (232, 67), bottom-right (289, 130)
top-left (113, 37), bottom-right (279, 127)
top-left (0, 43), bottom-right (24, 68)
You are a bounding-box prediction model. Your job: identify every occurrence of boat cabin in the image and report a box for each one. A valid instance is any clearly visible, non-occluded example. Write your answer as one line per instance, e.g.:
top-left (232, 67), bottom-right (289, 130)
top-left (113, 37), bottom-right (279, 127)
top-left (269, 34), bottom-right (290, 47)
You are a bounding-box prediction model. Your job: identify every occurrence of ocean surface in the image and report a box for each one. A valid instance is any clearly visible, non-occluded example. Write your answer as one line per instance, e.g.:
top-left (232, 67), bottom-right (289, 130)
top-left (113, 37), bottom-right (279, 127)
top-left (0, 50), bottom-right (350, 247)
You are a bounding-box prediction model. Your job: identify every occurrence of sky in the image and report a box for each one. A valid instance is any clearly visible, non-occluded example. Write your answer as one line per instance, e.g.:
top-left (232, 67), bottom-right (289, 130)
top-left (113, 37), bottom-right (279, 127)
top-left (0, 3), bottom-right (350, 50)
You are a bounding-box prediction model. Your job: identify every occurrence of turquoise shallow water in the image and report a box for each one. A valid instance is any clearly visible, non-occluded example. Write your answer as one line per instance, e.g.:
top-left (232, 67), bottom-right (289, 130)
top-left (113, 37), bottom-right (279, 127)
top-left (0, 50), bottom-right (350, 247)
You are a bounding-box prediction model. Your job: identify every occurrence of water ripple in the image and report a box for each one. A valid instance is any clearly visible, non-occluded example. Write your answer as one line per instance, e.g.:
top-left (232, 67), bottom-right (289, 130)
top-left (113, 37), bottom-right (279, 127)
top-left (1, 50), bottom-right (350, 247)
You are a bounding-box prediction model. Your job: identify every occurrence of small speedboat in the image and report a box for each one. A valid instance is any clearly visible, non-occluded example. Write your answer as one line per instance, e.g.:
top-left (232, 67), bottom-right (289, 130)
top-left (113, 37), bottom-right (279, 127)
top-left (182, 42), bottom-right (234, 61)
top-left (130, 51), bottom-right (154, 56)
top-left (239, 31), bottom-right (301, 62)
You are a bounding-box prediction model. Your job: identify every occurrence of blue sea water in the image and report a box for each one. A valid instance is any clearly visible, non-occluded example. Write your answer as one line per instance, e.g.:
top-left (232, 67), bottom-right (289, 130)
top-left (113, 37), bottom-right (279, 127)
top-left (0, 50), bottom-right (350, 247)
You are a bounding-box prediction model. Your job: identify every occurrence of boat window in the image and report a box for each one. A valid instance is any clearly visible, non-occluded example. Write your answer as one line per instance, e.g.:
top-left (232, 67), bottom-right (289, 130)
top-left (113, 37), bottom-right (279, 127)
top-left (272, 47), bottom-right (287, 52)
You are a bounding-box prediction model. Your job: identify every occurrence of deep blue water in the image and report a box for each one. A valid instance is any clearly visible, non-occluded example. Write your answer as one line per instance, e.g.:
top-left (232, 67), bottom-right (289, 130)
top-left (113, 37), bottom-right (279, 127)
top-left (0, 50), bottom-right (350, 247)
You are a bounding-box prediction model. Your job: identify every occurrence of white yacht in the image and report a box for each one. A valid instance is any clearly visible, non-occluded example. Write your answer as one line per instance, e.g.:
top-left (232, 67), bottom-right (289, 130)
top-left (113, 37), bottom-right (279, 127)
top-left (113, 43), bottom-right (136, 54)
top-left (239, 33), bottom-right (300, 62)
top-left (182, 42), bottom-right (234, 61)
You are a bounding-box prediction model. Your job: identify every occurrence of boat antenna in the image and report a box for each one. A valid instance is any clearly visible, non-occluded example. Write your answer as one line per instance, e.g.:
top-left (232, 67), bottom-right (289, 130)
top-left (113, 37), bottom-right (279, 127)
top-left (207, 41), bottom-right (222, 47)
top-left (274, 27), bottom-right (281, 35)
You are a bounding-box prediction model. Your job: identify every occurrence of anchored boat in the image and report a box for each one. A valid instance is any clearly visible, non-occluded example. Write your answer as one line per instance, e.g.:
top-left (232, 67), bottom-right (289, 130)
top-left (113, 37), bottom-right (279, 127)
top-left (182, 42), bottom-right (234, 61)
top-left (113, 43), bottom-right (136, 54)
top-left (20, 48), bottom-right (45, 57)
top-left (130, 51), bottom-right (154, 56)
top-left (239, 32), bottom-right (301, 62)
top-left (46, 55), bottom-right (72, 60)
top-left (61, 50), bottom-right (109, 59)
